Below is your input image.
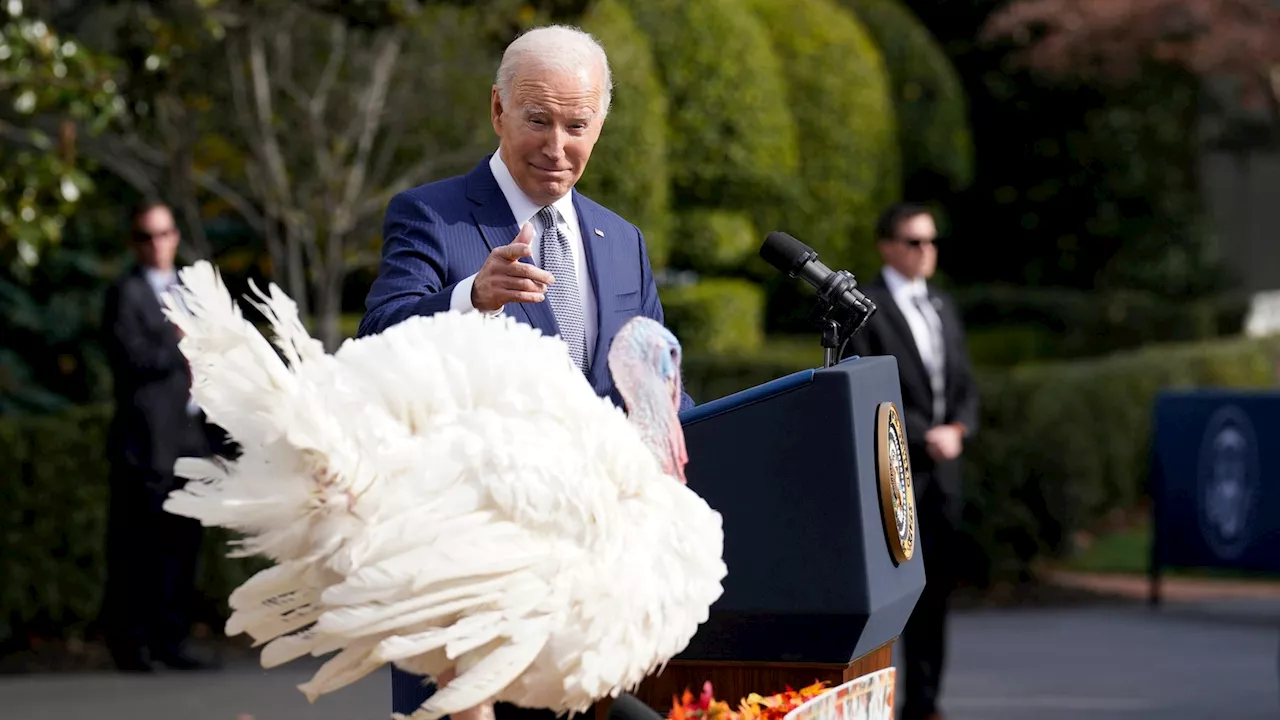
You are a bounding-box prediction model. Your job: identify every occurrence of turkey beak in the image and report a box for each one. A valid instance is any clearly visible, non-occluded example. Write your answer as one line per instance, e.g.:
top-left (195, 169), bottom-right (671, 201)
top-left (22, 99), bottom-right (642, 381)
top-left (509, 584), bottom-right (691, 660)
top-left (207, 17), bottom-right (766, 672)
top-left (667, 374), bottom-right (688, 484)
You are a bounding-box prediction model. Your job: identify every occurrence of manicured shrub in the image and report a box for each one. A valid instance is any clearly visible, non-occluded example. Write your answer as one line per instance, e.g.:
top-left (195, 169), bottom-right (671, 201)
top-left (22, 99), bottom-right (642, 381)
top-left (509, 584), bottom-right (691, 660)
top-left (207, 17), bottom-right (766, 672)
top-left (746, 0), bottom-right (900, 273)
top-left (620, 0), bottom-right (800, 208)
top-left (659, 279), bottom-right (766, 355)
top-left (840, 0), bottom-right (975, 191)
top-left (577, 0), bottom-right (675, 268)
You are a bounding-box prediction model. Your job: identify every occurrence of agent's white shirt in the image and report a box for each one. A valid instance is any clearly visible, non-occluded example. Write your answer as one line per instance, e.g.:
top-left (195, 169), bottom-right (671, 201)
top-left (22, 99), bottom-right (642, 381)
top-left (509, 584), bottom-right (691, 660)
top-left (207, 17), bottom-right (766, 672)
top-left (882, 265), bottom-right (945, 424)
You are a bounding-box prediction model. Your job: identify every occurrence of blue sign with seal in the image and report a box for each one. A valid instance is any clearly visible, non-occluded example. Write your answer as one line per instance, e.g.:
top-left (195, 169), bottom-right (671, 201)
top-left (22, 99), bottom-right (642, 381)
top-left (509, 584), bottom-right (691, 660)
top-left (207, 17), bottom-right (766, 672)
top-left (1150, 390), bottom-right (1280, 579)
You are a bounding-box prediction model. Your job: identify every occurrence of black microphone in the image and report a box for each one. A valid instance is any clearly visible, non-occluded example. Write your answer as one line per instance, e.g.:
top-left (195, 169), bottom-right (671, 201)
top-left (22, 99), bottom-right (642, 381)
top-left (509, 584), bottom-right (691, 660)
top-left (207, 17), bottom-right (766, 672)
top-left (759, 231), bottom-right (876, 318)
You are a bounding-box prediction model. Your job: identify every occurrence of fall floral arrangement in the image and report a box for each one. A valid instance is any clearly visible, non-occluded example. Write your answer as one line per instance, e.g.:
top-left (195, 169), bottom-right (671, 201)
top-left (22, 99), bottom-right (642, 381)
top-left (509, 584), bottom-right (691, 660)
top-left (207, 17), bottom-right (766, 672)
top-left (667, 680), bottom-right (830, 720)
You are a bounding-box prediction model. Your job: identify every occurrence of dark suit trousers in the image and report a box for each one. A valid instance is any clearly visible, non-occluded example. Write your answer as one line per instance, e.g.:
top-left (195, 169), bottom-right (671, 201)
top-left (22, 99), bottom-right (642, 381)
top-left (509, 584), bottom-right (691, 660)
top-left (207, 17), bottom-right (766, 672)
top-left (899, 469), bottom-right (957, 720)
top-left (100, 462), bottom-right (204, 658)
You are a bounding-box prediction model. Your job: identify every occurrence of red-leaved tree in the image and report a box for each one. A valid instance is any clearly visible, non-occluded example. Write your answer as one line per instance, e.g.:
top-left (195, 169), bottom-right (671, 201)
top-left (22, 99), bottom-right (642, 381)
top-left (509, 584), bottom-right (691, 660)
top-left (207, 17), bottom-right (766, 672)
top-left (982, 0), bottom-right (1280, 124)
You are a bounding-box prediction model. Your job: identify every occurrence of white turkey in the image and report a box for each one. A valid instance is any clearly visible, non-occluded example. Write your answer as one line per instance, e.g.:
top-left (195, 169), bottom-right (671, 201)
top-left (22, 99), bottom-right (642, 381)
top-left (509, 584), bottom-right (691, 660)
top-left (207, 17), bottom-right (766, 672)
top-left (158, 260), bottom-right (727, 720)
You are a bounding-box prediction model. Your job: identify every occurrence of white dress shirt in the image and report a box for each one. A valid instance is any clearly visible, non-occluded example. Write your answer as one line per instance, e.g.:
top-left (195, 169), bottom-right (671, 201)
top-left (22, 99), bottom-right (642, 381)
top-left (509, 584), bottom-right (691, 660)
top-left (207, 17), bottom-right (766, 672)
top-left (882, 265), bottom-right (946, 424)
top-left (450, 150), bottom-right (599, 361)
top-left (144, 266), bottom-right (178, 299)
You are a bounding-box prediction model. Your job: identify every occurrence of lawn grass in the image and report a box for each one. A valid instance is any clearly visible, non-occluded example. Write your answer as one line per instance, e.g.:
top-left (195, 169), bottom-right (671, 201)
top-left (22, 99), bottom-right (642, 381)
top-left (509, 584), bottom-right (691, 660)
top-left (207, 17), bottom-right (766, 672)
top-left (1061, 513), bottom-right (1278, 583)
top-left (1065, 520), bottom-right (1152, 574)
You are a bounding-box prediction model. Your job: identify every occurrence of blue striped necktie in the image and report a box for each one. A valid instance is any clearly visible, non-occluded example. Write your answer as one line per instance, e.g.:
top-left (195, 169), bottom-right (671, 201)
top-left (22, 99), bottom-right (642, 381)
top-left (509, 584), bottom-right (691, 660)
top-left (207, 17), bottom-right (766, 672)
top-left (537, 205), bottom-right (588, 373)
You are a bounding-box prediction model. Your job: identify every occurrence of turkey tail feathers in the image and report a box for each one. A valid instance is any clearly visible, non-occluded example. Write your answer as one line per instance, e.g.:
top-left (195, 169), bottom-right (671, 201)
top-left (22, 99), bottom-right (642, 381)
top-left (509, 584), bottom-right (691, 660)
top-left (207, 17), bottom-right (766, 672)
top-left (243, 277), bottom-right (326, 368)
top-left (162, 261), bottom-right (296, 443)
top-left (155, 259), bottom-right (728, 720)
top-left (404, 632), bottom-right (549, 720)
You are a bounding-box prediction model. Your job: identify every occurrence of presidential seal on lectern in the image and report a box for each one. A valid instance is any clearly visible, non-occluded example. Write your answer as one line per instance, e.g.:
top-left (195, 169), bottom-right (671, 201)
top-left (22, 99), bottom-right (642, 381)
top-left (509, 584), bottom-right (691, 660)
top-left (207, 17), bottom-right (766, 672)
top-left (875, 401), bottom-right (916, 564)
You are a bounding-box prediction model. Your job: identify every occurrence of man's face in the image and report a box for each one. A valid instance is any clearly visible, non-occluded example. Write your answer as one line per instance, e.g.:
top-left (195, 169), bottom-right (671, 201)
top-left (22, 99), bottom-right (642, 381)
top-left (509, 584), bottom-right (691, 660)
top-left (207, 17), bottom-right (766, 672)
top-left (879, 212), bottom-right (938, 281)
top-left (133, 206), bottom-right (180, 271)
top-left (491, 64), bottom-right (605, 206)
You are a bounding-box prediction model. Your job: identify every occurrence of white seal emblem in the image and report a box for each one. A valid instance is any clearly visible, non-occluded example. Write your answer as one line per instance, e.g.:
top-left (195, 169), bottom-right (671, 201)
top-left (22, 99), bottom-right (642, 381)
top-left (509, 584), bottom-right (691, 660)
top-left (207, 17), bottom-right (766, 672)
top-left (1197, 404), bottom-right (1259, 560)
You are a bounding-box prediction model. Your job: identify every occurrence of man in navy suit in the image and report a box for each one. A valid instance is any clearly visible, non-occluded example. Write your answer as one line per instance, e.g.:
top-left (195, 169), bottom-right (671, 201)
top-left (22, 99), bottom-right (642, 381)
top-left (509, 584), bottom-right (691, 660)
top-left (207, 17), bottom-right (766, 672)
top-left (357, 23), bottom-right (692, 720)
top-left (358, 23), bottom-right (691, 414)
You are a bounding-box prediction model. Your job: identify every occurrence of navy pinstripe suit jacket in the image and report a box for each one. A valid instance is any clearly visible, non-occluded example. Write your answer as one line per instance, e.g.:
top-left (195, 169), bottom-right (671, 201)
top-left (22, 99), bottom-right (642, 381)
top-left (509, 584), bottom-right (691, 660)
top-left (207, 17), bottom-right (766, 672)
top-left (358, 156), bottom-right (695, 715)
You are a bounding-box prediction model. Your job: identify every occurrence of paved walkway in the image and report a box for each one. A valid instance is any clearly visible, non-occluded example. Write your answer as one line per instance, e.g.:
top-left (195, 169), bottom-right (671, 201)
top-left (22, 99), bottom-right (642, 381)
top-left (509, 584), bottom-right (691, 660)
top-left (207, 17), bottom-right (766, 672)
top-left (1048, 570), bottom-right (1280, 602)
top-left (933, 605), bottom-right (1278, 720)
top-left (2, 588), bottom-right (1276, 720)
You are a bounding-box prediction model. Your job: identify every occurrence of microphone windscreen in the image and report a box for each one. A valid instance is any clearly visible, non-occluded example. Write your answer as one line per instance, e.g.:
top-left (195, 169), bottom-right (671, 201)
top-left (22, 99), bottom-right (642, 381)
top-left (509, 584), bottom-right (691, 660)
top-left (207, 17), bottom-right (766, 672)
top-left (759, 231), bottom-right (815, 274)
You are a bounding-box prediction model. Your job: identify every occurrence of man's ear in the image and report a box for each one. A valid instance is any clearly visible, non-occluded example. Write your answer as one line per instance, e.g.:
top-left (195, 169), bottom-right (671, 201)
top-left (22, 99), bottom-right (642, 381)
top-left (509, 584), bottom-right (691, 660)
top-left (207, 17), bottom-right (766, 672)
top-left (490, 86), bottom-right (504, 134)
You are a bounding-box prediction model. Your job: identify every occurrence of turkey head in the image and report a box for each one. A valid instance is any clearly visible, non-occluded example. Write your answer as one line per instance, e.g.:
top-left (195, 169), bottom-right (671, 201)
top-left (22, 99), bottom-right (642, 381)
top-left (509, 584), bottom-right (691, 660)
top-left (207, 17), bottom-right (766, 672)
top-left (607, 316), bottom-right (688, 484)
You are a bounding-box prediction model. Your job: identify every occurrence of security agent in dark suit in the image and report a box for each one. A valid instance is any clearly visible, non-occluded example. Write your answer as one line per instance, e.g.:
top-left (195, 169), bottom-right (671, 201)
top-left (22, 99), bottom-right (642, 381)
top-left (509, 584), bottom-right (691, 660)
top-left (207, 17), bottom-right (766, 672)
top-left (840, 203), bottom-right (978, 720)
top-left (99, 200), bottom-right (219, 672)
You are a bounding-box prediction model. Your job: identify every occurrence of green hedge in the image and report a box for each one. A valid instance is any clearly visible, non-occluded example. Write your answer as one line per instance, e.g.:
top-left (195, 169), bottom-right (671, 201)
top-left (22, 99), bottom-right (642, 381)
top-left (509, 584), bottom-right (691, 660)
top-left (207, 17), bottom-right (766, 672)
top-left (0, 405), bottom-right (262, 644)
top-left (841, 0), bottom-right (975, 191)
top-left (660, 278), bottom-right (766, 355)
top-left (576, 0), bottom-right (674, 269)
top-left (7, 334), bottom-right (1278, 641)
top-left (621, 0), bottom-right (799, 208)
top-left (0, 406), bottom-right (111, 641)
top-left (669, 209), bottom-right (759, 274)
top-left (965, 335), bottom-right (1280, 581)
top-left (955, 284), bottom-right (1251, 363)
top-left (746, 0), bottom-right (899, 273)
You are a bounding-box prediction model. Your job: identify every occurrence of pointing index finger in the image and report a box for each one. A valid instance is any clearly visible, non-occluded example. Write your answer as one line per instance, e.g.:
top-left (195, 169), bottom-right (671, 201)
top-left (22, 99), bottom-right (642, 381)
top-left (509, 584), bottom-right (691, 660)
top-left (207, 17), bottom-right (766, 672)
top-left (494, 242), bottom-right (533, 261)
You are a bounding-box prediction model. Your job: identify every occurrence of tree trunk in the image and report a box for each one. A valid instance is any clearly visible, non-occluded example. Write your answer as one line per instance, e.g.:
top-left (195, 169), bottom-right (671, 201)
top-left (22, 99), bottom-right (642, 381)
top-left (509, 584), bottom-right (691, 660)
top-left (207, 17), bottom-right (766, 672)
top-left (314, 264), bottom-right (344, 351)
top-left (285, 225), bottom-right (310, 321)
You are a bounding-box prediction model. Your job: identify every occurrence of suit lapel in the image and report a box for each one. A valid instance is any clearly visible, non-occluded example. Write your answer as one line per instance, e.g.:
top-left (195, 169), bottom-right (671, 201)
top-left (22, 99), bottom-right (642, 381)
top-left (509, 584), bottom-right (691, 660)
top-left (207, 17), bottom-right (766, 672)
top-left (928, 289), bottom-right (958, 393)
top-left (466, 159), bottom-right (560, 338)
top-left (572, 192), bottom-right (609, 385)
top-left (868, 272), bottom-right (932, 392)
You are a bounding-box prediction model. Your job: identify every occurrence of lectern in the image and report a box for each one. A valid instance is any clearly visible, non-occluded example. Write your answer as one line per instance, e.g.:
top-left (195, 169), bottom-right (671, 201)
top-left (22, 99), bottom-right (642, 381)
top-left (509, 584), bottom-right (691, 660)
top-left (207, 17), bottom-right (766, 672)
top-left (594, 354), bottom-right (926, 716)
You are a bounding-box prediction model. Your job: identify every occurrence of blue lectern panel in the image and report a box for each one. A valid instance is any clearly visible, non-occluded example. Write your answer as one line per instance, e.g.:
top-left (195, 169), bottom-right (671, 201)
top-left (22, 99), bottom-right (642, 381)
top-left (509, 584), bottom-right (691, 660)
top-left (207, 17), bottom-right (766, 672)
top-left (1151, 389), bottom-right (1280, 574)
top-left (673, 355), bottom-right (924, 664)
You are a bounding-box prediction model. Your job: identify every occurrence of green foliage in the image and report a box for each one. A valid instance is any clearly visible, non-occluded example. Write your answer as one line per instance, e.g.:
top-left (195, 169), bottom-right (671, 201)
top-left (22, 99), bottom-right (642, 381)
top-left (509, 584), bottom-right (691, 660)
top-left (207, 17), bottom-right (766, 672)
top-left (0, 404), bottom-right (264, 643)
top-left (745, 0), bottom-right (899, 273)
top-left (2, 407), bottom-right (112, 637)
top-left (965, 336), bottom-right (1280, 582)
top-left (619, 0), bottom-right (799, 208)
top-left (0, 406), bottom-right (114, 639)
top-left (895, 2), bottom-right (1221, 295)
top-left (681, 335), bottom-right (816, 403)
top-left (0, 2), bottom-right (121, 265)
top-left (660, 279), bottom-right (765, 355)
top-left (575, 0), bottom-right (673, 268)
top-left (1080, 69), bottom-right (1221, 296)
top-left (840, 0), bottom-right (975, 192)
top-left (681, 333), bottom-right (1280, 584)
top-left (0, 179), bottom-right (139, 416)
top-left (669, 209), bottom-right (758, 274)
top-left (954, 284), bottom-right (1249, 363)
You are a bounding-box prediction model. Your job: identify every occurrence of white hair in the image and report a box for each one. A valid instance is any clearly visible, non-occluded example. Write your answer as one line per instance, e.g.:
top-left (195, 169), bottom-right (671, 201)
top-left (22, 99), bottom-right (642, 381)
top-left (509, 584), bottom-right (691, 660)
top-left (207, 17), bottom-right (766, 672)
top-left (496, 24), bottom-right (613, 119)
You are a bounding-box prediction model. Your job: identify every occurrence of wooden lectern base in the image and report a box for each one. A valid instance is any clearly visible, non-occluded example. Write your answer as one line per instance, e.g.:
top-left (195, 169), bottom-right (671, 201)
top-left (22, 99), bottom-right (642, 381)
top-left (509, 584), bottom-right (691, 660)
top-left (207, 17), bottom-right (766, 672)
top-left (592, 640), bottom-right (896, 720)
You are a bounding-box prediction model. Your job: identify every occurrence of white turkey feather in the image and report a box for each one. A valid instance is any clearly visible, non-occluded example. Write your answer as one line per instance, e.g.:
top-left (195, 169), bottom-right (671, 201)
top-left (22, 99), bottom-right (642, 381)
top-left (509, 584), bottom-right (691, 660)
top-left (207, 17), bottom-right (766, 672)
top-left (161, 261), bottom-right (727, 720)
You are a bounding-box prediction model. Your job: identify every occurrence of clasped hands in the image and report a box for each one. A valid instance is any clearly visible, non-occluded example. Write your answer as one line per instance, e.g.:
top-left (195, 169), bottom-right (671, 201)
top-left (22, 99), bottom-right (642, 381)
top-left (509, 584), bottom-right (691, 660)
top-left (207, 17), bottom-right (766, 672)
top-left (471, 222), bottom-right (556, 313)
top-left (925, 423), bottom-right (964, 463)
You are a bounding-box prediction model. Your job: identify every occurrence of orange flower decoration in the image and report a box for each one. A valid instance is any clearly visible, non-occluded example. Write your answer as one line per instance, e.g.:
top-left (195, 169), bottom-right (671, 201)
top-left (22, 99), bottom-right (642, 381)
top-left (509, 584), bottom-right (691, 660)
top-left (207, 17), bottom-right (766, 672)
top-left (669, 681), bottom-right (829, 720)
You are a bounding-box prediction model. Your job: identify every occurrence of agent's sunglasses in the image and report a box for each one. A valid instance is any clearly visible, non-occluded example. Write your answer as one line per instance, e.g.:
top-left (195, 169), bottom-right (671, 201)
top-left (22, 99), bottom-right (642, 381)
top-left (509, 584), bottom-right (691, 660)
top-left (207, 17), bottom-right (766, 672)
top-left (134, 227), bottom-right (177, 243)
top-left (893, 236), bottom-right (936, 249)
